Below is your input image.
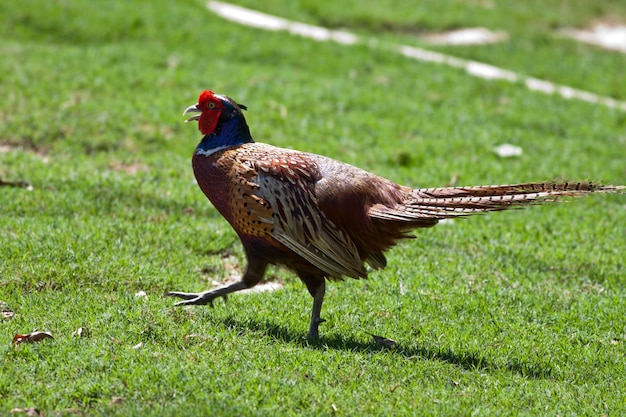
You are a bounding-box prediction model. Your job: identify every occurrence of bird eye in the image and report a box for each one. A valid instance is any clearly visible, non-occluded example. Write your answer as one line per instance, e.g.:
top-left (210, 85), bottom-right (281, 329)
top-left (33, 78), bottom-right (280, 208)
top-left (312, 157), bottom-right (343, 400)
top-left (208, 102), bottom-right (216, 109)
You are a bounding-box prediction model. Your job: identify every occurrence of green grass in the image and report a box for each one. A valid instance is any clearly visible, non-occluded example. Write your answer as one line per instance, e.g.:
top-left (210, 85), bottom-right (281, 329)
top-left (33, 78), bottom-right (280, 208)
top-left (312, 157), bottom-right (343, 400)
top-left (1, 0), bottom-right (625, 415)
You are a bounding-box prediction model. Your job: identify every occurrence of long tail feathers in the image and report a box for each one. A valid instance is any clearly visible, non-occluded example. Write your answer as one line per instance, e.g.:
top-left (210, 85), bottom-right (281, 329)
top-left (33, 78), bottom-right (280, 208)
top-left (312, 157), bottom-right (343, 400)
top-left (369, 182), bottom-right (625, 223)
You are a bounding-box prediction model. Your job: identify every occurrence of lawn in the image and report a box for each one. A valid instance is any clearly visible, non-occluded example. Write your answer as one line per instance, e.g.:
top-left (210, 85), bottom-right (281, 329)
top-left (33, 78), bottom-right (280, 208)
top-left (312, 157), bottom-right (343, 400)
top-left (1, 1), bottom-right (625, 415)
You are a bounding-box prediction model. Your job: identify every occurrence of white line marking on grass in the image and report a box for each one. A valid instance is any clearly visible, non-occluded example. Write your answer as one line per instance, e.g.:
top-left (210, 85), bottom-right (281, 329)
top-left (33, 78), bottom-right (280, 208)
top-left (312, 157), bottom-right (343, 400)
top-left (207, 1), bottom-right (357, 44)
top-left (208, 1), bottom-right (626, 111)
top-left (421, 27), bottom-right (508, 45)
top-left (399, 45), bottom-right (519, 81)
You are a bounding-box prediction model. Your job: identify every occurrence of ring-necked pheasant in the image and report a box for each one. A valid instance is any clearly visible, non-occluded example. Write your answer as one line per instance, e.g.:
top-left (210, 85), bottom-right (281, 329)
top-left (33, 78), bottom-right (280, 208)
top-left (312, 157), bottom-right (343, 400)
top-left (167, 90), bottom-right (624, 339)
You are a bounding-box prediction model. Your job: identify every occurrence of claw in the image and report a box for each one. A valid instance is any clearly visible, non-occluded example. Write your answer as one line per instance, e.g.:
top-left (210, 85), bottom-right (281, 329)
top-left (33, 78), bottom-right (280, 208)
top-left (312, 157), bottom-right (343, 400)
top-left (166, 289), bottom-right (231, 307)
top-left (167, 291), bottom-right (215, 306)
top-left (166, 291), bottom-right (199, 301)
top-left (173, 299), bottom-right (198, 307)
top-left (166, 281), bottom-right (247, 308)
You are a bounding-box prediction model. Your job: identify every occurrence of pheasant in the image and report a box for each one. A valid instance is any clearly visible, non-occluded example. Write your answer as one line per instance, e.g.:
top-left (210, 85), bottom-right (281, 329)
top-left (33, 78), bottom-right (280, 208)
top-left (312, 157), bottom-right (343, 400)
top-left (167, 90), bottom-right (624, 339)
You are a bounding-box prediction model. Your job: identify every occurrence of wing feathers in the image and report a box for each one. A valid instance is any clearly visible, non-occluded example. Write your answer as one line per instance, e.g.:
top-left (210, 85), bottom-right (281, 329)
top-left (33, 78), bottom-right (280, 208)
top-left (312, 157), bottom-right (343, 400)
top-left (254, 164), bottom-right (367, 279)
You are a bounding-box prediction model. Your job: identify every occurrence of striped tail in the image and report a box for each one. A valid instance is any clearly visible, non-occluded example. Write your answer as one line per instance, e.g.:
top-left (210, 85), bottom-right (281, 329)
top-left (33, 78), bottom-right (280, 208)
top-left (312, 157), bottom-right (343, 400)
top-left (369, 182), bottom-right (624, 223)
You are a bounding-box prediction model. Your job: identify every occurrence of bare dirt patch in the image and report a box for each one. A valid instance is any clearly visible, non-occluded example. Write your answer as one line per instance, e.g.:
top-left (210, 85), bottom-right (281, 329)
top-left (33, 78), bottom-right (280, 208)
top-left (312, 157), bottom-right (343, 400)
top-left (560, 20), bottom-right (626, 53)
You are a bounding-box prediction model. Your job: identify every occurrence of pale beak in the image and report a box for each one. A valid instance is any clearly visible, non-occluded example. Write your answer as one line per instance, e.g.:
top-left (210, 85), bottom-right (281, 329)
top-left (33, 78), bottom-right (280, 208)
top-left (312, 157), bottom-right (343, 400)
top-left (183, 104), bottom-right (201, 122)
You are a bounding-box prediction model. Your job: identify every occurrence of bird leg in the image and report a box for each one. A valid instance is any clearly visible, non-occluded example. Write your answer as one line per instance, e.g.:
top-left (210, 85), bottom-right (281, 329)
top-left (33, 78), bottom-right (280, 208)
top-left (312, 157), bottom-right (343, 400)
top-left (167, 255), bottom-right (267, 307)
top-left (306, 281), bottom-right (326, 340)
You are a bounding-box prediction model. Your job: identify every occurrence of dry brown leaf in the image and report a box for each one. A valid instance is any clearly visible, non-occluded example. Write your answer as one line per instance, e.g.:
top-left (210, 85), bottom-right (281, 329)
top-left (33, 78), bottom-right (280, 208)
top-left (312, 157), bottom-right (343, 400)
top-left (367, 332), bottom-right (398, 349)
top-left (12, 331), bottom-right (53, 344)
top-left (72, 327), bottom-right (90, 338)
top-left (9, 407), bottom-right (41, 416)
top-left (1, 301), bottom-right (14, 320)
top-left (0, 179), bottom-right (32, 189)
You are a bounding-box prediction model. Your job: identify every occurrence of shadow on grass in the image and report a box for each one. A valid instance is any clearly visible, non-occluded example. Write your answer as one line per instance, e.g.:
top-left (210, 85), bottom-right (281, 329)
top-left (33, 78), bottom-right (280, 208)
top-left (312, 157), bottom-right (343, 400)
top-left (219, 316), bottom-right (554, 380)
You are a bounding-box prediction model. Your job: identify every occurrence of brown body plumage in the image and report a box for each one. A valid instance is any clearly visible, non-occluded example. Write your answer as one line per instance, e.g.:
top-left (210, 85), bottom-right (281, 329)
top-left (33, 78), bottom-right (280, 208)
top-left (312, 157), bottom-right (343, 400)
top-left (167, 90), bottom-right (624, 339)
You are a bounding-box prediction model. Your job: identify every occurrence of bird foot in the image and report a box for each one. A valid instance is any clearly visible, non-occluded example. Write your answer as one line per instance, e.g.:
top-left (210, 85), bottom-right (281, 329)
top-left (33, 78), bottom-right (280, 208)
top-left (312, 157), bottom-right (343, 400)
top-left (166, 290), bottom-right (226, 307)
top-left (168, 281), bottom-right (246, 307)
top-left (305, 317), bottom-right (326, 341)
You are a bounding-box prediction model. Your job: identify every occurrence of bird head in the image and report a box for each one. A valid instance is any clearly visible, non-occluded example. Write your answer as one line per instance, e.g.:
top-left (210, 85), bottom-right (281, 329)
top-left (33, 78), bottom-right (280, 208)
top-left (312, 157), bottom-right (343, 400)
top-left (183, 90), bottom-right (247, 135)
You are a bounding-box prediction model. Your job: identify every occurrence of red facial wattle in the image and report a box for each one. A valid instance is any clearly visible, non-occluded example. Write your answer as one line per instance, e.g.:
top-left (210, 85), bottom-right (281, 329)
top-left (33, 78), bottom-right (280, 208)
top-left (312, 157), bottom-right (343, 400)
top-left (197, 90), bottom-right (223, 135)
top-left (198, 109), bottom-right (220, 135)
